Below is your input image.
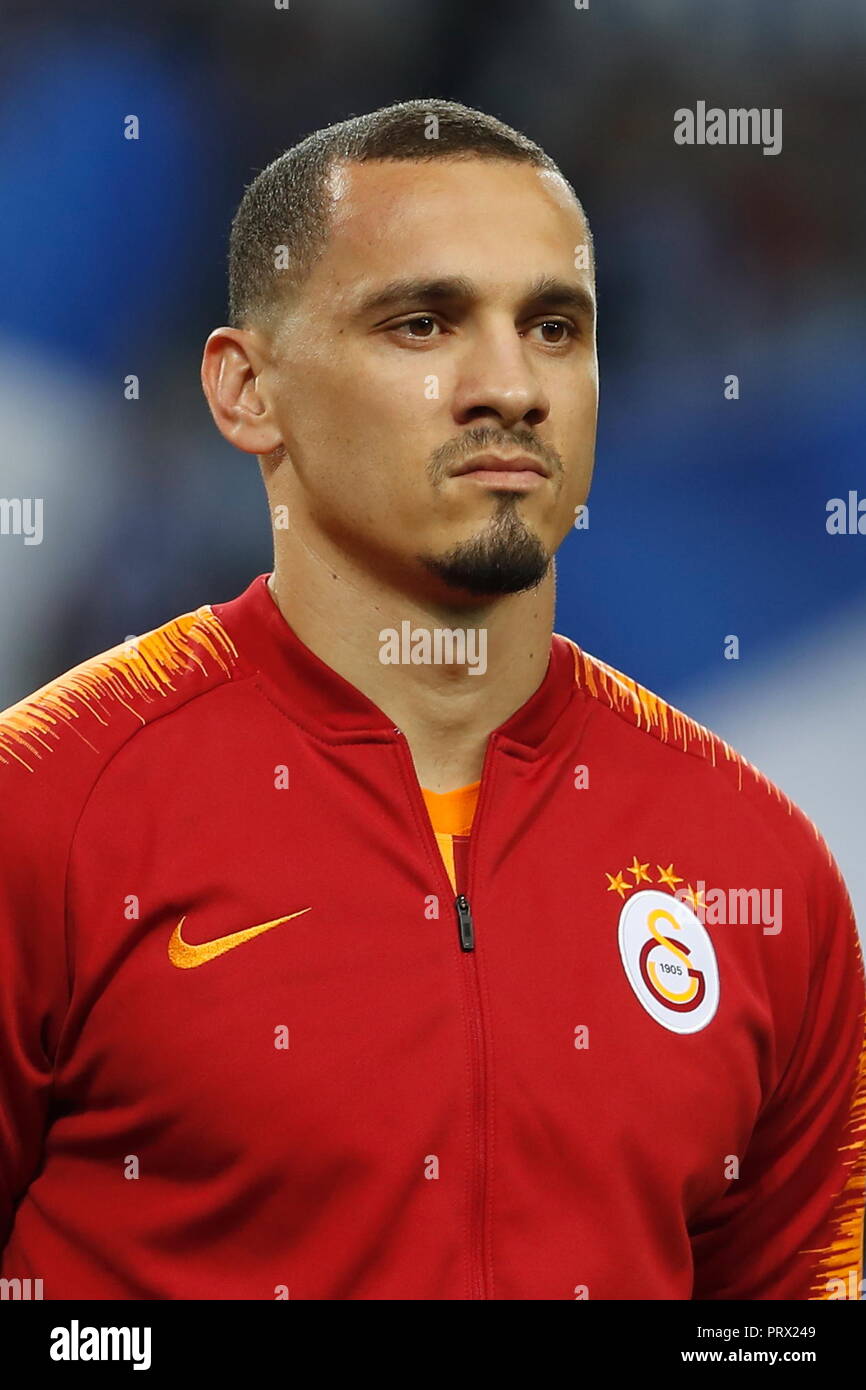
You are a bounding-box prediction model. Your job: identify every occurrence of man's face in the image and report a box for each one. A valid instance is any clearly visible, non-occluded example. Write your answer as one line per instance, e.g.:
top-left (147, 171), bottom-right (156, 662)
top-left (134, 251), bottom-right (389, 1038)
top-left (262, 157), bottom-right (598, 604)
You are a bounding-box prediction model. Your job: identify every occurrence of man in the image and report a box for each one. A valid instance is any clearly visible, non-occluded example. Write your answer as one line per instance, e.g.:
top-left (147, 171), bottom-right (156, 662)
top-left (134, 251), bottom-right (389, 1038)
top-left (1, 99), bottom-right (864, 1301)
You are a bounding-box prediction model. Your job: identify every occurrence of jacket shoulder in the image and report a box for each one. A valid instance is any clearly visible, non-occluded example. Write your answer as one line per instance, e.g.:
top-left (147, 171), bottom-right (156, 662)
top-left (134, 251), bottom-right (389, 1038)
top-left (0, 603), bottom-right (240, 793)
top-left (559, 635), bottom-right (835, 870)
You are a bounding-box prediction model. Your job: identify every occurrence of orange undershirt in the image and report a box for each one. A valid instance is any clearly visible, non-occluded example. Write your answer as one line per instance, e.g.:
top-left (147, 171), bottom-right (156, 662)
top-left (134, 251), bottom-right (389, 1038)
top-left (420, 781), bottom-right (480, 893)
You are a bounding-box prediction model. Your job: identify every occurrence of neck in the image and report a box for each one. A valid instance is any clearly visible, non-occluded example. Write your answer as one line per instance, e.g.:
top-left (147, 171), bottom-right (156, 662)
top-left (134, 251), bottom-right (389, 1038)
top-left (268, 528), bottom-right (556, 793)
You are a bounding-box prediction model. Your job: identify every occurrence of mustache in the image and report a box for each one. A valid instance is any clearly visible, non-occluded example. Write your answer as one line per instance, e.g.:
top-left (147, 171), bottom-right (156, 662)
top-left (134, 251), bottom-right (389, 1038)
top-left (428, 428), bottom-right (561, 483)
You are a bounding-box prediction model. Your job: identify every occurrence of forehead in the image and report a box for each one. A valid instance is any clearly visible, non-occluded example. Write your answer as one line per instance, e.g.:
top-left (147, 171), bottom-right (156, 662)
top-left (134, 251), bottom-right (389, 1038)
top-left (306, 157), bottom-right (590, 301)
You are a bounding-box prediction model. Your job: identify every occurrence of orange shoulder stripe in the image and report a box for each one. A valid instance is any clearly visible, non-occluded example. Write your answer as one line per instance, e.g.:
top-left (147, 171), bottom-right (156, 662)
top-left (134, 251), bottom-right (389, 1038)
top-left (0, 605), bottom-right (237, 773)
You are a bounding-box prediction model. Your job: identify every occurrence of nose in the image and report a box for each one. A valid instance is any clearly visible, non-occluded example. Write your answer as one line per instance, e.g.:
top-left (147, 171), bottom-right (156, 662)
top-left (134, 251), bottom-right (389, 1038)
top-left (451, 317), bottom-right (550, 432)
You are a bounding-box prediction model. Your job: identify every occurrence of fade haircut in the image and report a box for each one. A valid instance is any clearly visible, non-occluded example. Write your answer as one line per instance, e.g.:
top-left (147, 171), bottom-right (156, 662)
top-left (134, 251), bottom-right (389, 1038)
top-left (228, 97), bottom-right (591, 329)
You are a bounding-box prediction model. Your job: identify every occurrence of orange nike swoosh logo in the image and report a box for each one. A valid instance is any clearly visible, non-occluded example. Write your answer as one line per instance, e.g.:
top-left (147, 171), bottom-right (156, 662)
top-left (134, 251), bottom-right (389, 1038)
top-left (168, 907), bottom-right (312, 969)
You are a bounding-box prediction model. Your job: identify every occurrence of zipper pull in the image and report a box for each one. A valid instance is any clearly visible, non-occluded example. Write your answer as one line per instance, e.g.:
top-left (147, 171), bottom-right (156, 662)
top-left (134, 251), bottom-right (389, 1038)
top-left (455, 894), bottom-right (475, 952)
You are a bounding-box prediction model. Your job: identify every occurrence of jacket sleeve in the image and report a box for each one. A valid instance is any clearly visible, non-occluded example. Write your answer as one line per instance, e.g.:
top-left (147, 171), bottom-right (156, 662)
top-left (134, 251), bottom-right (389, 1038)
top-left (690, 845), bottom-right (866, 1300)
top-left (0, 753), bottom-right (72, 1252)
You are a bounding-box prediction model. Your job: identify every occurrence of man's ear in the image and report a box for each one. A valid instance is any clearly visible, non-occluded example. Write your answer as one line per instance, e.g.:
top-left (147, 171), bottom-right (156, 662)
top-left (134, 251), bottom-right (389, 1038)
top-left (200, 326), bottom-right (283, 457)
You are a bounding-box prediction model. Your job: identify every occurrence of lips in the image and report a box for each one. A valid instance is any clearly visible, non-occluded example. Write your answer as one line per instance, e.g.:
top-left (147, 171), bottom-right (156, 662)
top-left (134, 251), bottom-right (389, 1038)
top-left (451, 453), bottom-right (549, 478)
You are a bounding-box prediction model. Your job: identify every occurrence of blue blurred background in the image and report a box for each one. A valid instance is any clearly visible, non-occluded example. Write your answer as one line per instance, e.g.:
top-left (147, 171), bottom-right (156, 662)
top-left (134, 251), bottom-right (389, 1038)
top-left (0, 0), bottom-right (864, 926)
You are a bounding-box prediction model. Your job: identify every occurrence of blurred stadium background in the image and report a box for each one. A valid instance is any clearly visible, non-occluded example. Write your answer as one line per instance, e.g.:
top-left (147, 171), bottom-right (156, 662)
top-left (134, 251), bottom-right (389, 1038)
top-left (0, 0), bottom-right (864, 932)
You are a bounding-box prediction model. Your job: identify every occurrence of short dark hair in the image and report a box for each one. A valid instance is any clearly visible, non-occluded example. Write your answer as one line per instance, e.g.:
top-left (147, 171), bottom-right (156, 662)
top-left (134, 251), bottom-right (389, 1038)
top-left (228, 98), bottom-right (591, 329)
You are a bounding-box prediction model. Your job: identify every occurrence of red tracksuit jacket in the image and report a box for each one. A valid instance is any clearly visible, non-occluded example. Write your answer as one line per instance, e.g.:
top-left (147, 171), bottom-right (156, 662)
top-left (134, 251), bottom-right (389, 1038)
top-left (1, 572), bottom-right (865, 1300)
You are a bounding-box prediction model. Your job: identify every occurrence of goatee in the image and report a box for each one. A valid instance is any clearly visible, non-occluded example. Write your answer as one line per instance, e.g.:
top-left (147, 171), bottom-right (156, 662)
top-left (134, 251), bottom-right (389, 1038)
top-left (419, 496), bottom-right (550, 597)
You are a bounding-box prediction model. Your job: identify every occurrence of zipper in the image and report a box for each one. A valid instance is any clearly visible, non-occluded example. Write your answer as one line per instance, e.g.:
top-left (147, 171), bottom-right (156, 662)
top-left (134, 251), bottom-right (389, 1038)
top-left (455, 894), bottom-right (474, 951)
top-left (458, 892), bottom-right (488, 1300)
top-left (391, 727), bottom-right (497, 1300)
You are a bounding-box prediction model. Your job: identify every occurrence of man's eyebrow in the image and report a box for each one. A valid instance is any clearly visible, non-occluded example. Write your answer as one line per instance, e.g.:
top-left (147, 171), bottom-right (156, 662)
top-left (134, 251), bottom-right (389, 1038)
top-left (521, 274), bottom-right (596, 320)
top-left (350, 273), bottom-right (595, 320)
top-left (350, 276), bottom-right (476, 317)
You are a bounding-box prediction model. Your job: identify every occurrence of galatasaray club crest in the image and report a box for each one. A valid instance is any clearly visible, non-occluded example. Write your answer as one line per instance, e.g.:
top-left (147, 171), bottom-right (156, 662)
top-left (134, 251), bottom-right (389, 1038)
top-left (607, 860), bottom-right (720, 1035)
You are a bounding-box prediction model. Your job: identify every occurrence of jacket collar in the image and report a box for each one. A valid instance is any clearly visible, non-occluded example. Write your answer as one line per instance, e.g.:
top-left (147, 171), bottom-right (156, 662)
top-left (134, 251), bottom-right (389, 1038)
top-left (213, 573), bottom-right (580, 757)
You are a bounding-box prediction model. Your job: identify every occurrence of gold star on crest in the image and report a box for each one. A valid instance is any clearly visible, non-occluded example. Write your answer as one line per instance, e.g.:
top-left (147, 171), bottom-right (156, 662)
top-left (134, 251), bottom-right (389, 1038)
top-left (684, 884), bottom-right (705, 911)
top-left (628, 856), bottom-right (652, 885)
top-left (657, 863), bottom-right (683, 891)
top-left (605, 871), bottom-right (630, 900)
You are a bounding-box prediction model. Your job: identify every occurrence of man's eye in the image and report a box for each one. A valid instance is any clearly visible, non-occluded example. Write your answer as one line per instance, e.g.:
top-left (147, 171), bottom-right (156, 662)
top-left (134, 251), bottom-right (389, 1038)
top-left (527, 319), bottom-right (576, 345)
top-left (389, 316), bottom-right (575, 344)
top-left (393, 315), bottom-right (442, 339)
